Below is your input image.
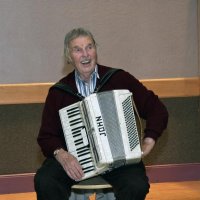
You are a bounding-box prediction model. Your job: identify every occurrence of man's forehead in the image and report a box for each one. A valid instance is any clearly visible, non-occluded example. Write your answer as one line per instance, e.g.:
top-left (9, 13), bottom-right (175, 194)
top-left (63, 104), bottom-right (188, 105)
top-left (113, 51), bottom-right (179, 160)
top-left (70, 36), bottom-right (94, 47)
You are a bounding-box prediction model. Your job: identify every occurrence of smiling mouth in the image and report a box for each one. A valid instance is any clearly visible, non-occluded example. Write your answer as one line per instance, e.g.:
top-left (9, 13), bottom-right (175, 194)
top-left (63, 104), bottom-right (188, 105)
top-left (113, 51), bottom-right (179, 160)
top-left (81, 59), bottom-right (91, 64)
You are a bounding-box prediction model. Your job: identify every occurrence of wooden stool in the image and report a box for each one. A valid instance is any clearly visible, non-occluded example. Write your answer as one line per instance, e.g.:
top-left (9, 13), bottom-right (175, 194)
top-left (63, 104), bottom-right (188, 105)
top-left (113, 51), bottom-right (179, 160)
top-left (71, 176), bottom-right (114, 200)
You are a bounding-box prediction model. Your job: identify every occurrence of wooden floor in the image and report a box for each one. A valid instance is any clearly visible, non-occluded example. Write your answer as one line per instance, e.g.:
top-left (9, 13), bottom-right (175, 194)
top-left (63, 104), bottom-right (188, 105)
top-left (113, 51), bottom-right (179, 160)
top-left (0, 181), bottom-right (199, 200)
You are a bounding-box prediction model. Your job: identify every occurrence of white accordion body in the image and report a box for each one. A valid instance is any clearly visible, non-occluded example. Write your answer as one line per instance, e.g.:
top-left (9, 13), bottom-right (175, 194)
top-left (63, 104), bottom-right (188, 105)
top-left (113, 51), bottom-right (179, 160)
top-left (59, 90), bottom-right (142, 180)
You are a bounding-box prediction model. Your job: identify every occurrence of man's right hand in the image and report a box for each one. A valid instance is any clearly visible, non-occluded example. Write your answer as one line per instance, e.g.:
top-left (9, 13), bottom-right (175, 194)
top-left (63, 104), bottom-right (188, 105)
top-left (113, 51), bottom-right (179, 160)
top-left (55, 148), bottom-right (84, 181)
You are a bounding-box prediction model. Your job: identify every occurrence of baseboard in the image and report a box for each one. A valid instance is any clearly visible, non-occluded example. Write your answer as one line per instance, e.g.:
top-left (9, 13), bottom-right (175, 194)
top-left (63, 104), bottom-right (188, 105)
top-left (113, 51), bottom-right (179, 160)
top-left (0, 173), bottom-right (35, 194)
top-left (0, 163), bottom-right (200, 194)
top-left (145, 163), bottom-right (200, 183)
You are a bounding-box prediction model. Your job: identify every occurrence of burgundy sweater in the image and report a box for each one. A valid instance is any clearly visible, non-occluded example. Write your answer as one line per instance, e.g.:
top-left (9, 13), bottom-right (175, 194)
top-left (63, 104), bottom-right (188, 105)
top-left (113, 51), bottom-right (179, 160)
top-left (37, 65), bottom-right (168, 158)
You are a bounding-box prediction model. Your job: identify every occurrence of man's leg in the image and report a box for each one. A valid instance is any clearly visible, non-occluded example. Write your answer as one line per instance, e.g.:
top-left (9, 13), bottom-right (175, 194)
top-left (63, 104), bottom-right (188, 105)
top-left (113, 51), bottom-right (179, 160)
top-left (102, 162), bottom-right (150, 200)
top-left (34, 158), bottom-right (75, 200)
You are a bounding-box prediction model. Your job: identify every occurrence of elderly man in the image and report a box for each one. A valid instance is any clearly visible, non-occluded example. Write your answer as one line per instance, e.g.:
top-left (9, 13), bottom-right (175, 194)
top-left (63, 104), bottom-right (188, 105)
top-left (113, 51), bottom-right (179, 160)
top-left (34, 27), bottom-right (168, 200)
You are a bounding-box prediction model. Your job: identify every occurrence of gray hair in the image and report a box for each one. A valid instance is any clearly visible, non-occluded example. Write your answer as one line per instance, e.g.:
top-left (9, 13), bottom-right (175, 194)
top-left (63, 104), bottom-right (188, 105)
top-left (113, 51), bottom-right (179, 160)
top-left (64, 27), bottom-right (97, 62)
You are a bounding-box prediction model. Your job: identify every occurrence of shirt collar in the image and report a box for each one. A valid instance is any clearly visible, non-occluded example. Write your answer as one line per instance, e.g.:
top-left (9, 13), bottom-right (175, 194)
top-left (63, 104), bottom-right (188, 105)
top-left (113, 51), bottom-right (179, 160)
top-left (75, 65), bottom-right (99, 82)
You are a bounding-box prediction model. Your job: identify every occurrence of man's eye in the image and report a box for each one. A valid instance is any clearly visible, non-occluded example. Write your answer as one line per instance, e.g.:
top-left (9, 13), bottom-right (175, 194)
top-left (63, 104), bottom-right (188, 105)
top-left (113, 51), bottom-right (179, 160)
top-left (88, 45), bottom-right (94, 49)
top-left (74, 48), bottom-right (81, 52)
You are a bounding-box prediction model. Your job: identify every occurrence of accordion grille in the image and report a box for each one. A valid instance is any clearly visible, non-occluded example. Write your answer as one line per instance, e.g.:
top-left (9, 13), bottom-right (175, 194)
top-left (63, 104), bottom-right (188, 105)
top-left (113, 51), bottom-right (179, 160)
top-left (97, 92), bottom-right (126, 163)
top-left (122, 97), bottom-right (140, 150)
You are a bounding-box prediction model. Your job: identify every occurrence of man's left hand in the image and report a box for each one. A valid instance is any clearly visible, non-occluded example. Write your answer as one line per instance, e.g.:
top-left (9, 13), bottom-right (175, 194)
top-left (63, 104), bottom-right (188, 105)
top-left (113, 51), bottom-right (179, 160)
top-left (141, 137), bottom-right (155, 157)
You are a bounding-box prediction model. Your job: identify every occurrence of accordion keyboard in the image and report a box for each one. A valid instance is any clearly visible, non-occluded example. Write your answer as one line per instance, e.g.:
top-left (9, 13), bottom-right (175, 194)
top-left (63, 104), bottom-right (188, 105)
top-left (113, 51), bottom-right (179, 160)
top-left (59, 104), bottom-right (96, 178)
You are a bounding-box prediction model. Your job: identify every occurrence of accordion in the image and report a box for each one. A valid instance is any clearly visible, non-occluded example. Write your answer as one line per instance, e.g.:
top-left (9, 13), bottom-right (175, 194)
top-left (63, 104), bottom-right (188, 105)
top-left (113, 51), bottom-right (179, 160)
top-left (59, 90), bottom-right (142, 180)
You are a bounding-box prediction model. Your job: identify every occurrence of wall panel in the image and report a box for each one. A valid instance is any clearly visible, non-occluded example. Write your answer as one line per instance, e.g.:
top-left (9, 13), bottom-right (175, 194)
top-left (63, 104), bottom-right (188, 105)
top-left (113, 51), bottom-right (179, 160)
top-left (0, 97), bottom-right (199, 175)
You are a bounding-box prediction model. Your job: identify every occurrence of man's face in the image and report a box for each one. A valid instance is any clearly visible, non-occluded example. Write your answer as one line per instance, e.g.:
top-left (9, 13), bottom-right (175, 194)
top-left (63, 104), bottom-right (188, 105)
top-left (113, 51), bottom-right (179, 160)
top-left (69, 36), bottom-right (97, 80)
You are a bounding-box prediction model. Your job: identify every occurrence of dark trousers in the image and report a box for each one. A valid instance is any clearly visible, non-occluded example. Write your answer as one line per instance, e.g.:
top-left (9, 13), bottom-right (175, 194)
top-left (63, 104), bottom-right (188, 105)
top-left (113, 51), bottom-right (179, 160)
top-left (34, 158), bottom-right (150, 200)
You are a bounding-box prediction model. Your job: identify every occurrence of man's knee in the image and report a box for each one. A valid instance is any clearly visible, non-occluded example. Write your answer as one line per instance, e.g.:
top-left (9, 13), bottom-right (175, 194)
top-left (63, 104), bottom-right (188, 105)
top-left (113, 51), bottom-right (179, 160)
top-left (34, 169), bottom-right (52, 192)
top-left (34, 169), bottom-right (71, 200)
top-left (115, 180), bottom-right (149, 200)
top-left (132, 181), bottom-right (149, 198)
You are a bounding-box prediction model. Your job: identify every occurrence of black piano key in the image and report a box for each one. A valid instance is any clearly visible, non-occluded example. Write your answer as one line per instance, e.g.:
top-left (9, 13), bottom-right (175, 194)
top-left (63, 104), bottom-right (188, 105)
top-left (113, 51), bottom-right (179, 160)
top-left (74, 139), bottom-right (83, 146)
top-left (73, 142), bottom-right (87, 150)
top-left (74, 138), bottom-right (82, 142)
top-left (83, 166), bottom-right (95, 173)
top-left (81, 161), bottom-right (94, 167)
top-left (70, 119), bottom-right (83, 126)
top-left (76, 145), bottom-right (88, 152)
top-left (81, 161), bottom-right (93, 166)
top-left (67, 107), bottom-right (80, 117)
top-left (72, 128), bottom-right (83, 135)
top-left (67, 107), bottom-right (80, 113)
top-left (79, 158), bottom-right (93, 166)
top-left (72, 132), bottom-right (82, 138)
top-left (67, 108), bottom-right (80, 114)
top-left (71, 126), bottom-right (85, 132)
top-left (77, 149), bottom-right (90, 156)
top-left (69, 117), bottom-right (82, 123)
top-left (68, 113), bottom-right (80, 118)
top-left (77, 151), bottom-right (91, 158)
top-left (71, 130), bottom-right (84, 137)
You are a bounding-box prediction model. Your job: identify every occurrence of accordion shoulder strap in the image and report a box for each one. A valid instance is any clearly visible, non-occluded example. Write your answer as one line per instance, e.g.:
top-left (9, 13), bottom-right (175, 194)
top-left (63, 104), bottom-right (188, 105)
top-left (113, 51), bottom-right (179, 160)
top-left (51, 68), bottom-right (122, 99)
top-left (51, 82), bottom-right (84, 100)
top-left (94, 68), bottom-right (122, 92)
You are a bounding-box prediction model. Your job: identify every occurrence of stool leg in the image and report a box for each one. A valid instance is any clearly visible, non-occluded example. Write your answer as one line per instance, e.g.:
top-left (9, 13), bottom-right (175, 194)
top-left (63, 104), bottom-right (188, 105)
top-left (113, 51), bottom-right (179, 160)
top-left (88, 192), bottom-right (96, 200)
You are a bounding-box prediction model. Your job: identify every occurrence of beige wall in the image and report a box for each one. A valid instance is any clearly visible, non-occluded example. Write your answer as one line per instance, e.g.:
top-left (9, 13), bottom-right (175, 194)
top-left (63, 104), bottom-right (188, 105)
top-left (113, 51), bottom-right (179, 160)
top-left (0, 0), bottom-right (198, 84)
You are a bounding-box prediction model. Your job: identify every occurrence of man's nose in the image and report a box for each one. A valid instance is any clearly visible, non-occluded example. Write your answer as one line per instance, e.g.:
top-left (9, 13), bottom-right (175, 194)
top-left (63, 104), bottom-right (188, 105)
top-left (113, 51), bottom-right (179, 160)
top-left (82, 48), bottom-right (89, 56)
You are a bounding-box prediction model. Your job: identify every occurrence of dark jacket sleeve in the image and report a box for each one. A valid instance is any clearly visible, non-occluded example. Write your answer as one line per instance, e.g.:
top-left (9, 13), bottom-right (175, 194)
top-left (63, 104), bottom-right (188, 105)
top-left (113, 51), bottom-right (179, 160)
top-left (37, 88), bottom-right (67, 158)
top-left (124, 71), bottom-right (168, 141)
